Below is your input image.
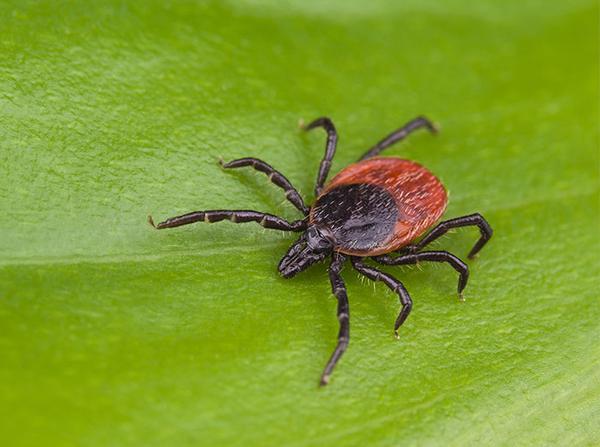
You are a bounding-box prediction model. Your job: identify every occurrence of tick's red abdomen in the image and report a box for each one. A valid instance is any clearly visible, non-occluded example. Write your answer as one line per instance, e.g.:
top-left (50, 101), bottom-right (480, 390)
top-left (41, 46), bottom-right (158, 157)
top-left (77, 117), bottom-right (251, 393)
top-left (311, 157), bottom-right (447, 256)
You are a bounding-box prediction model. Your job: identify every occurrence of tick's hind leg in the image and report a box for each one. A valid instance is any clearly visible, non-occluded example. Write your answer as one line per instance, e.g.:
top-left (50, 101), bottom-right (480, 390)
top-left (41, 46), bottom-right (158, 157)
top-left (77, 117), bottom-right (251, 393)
top-left (303, 117), bottom-right (338, 197)
top-left (373, 251), bottom-right (469, 300)
top-left (359, 116), bottom-right (437, 161)
top-left (220, 157), bottom-right (309, 215)
top-left (148, 210), bottom-right (307, 232)
top-left (321, 253), bottom-right (349, 386)
top-left (351, 257), bottom-right (413, 338)
top-left (408, 213), bottom-right (493, 259)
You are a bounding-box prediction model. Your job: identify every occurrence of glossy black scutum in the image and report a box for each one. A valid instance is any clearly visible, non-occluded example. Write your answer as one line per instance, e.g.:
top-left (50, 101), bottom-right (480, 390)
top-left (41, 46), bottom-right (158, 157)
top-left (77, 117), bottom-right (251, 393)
top-left (312, 183), bottom-right (399, 253)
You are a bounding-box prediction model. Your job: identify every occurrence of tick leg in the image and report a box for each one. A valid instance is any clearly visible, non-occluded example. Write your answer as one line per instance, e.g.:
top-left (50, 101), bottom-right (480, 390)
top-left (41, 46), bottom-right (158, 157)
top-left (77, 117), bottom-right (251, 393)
top-left (373, 251), bottom-right (469, 299)
top-left (321, 252), bottom-right (349, 386)
top-left (351, 257), bottom-right (413, 338)
top-left (359, 116), bottom-right (437, 161)
top-left (220, 157), bottom-right (309, 215)
top-left (406, 213), bottom-right (493, 259)
top-left (303, 117), bottom-right (338, 197)
top-left (148, 210), bottom-right (307, 232)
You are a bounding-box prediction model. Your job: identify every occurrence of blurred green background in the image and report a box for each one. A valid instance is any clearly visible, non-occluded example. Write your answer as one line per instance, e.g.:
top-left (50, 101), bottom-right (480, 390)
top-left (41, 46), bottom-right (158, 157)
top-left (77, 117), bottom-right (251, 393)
top-left (1, 1), bottom-right (598, 446)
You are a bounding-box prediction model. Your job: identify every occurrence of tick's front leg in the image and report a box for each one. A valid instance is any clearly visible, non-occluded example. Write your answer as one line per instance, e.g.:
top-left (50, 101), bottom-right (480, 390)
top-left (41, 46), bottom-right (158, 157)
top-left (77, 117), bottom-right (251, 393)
top-left (220, 157), bottom-right (309, 215)
top-left (148, 210), bottom-right (307, 232)
top-left (320, 252), bottom-right (349, 386)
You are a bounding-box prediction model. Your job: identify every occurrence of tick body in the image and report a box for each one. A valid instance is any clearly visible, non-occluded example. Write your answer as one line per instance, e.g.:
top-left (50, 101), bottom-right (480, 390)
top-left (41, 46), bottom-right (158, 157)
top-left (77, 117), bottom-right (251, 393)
top-left (150, 116), bottom-right (493, 386)
top-left (311, 158), bottom-right (447, 256)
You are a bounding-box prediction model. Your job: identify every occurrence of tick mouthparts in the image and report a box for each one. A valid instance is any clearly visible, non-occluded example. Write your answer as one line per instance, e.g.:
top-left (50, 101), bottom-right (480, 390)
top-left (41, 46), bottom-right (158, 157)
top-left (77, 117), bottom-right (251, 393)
top-left (147, 215), bottom-right (157, 228)
top-left (278, 254), bottom-right (302, 279)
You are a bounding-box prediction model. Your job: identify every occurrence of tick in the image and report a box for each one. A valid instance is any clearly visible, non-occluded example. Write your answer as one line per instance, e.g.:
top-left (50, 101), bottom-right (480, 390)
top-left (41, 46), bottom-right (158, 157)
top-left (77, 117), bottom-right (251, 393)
top-left (149, 116), bottom-right (493, 386)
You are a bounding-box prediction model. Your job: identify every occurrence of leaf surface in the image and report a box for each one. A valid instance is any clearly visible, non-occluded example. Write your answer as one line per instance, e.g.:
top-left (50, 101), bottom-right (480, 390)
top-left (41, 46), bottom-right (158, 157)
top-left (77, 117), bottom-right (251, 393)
top-left (1, 1), bottom-right (598, 445)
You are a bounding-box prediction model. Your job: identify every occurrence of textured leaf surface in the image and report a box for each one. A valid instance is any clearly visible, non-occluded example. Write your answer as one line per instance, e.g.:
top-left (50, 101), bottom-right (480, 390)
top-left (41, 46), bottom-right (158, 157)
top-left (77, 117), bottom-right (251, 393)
top-left (1, 1), bottom-right (598, 446)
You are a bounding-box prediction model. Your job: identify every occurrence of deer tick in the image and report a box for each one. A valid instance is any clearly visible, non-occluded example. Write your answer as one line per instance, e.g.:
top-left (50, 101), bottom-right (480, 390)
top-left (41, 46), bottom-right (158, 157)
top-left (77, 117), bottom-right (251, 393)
top-left (149, 116), bottom-right (493, 386)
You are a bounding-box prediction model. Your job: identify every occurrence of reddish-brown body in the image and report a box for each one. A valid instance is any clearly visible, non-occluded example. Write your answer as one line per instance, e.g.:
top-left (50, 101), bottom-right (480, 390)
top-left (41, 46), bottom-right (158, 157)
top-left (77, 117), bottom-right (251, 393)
top-left (311, 157), bottom-right (447, 256)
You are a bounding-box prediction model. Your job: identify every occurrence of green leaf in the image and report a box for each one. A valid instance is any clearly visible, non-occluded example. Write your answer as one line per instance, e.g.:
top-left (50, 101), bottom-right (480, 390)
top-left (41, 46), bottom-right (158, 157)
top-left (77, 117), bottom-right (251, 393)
top-left (1, 1), bottom-right (598, 445)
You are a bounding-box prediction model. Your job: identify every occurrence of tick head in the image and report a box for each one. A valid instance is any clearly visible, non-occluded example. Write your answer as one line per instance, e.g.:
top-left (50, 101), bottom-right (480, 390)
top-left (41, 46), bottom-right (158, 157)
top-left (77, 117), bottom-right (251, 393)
top-left (278, 226), bottom-right (333, 278)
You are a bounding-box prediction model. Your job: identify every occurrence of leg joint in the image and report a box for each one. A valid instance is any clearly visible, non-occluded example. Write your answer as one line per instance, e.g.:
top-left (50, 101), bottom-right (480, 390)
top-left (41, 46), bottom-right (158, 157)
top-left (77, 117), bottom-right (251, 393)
top-left (338, 312), bottom-right (349, 321)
